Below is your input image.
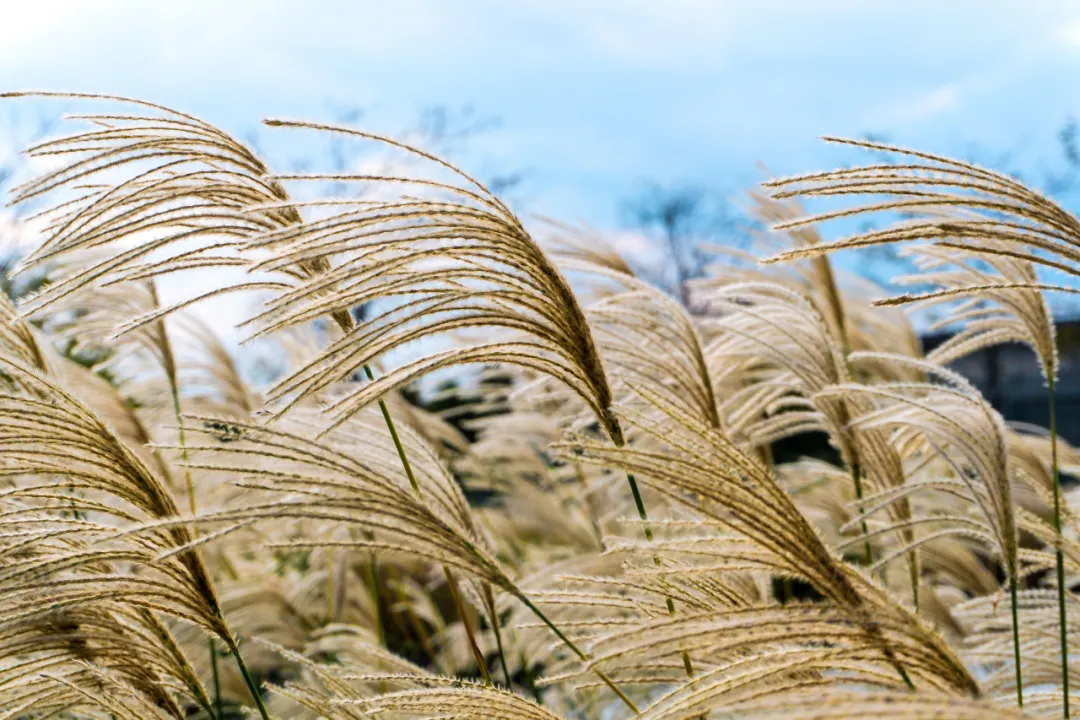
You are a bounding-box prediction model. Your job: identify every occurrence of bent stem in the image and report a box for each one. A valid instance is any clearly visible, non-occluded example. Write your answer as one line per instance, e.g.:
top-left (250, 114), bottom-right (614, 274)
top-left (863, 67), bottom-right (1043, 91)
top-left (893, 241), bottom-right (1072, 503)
top-left (168, 364), bottom-right (232, 719)
top-left (909, 553), bottom-right (920, 614)
top-left (365, 364), bottom-right (495, 686)
top-left (1049, 376), bottom-right (1070, 718)
top-left (366, 552), bottom-right (384, 645)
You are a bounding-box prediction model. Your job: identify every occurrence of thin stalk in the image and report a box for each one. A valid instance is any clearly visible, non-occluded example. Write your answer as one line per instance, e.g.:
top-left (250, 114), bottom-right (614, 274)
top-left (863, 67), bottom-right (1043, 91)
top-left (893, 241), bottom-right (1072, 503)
top-left (224, 634), bottom-right (272, 720)
top-left (143, 608), bottom-right (216, 720)
top-left (168, 383), bottom-right (197, 520)
top-left (209, 638), bottom-right (222, 720)
top-left (326, 548), bottom-right (335, 622)
top-left (622, 443), bottom-right (695, 678)
top-left (443, 565), bottom-right (492, 685)
top-left (364, 364), bottom-right (494, 686)
top-left (895, 658), bottom-right (915, 691)
top-left (816, 256), bottom-right (921, 630)
top-left (361, 365), bottom-right (638, 705)
top-left (814, 257), bottom-right (881, 573)
top-left (909, 554), bottom-right (920, 613)
top-left (517, 594), bottom-right (640, 714)
top-left (166, 356), bottom-right (228, 719)
top-left (366, 553), bottom-right (385, 645)
top-left (849, 462), bottom-right (873, 567)
top-left (1010, 574), bottom-right (1024, 709)
top-left (484, 583), bottom-right (514, 687)
top-left (163, 322), bottom-right (267, 718)
top-left (1049, 376), bottom-right (1070, 718)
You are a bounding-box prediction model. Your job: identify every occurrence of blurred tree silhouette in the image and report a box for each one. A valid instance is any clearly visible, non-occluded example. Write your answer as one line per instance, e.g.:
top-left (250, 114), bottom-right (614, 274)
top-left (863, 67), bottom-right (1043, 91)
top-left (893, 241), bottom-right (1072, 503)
top-left (621, 182), bottom-right (742, 307)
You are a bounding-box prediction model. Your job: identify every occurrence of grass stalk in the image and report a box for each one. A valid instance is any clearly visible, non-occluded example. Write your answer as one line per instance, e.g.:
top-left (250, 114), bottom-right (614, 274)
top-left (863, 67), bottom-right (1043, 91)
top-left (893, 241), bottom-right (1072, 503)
top-left (1010, 574), bottom-right (1024, 709)
top-left (443, 565), bottom-right (492, 685)
top-left (168, 382), bottom-right (197, 520)
top-left (849, 462), bottom-right (873, 567)
top-left (209, 638), bottom-right (222, 720)
top-left (364, 364), bottom-right (494, 686)
top-left (168, 370), bottom-right (227, 719)
top-left (366, 552), bottom-right (385, 645)
top-left (517, 594), bottom-right (640, 714)
top-left (815, 256), bottom-right (922, 624)
top-left (224, 633), bottom-right (272, 720)
top-left (620, 442), bottom-right (695, 678)
top-left (166, 327), bottom-right (267, 718)
top-left (484, 583), bottom-right (515, 687)
top-left (326, 548), bottom-right (335, 622)
top-left (1049, 376), bottom-right (1070, 718)
top-left (361, 367), bottom-right (639, 705)
top-left (909, 553), bottom-right (920, 613)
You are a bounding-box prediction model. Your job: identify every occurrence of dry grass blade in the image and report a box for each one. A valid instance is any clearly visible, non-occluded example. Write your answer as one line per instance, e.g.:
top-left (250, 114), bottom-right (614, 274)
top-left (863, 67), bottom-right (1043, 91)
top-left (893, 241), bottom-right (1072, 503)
top-left (761, 136), bottom-right (1080, 283)
top-left (568, 258), bottom-right (721, 431)
top-left (245, 119), bottom-right (621, 443)
top-left (2, 92), bottom-right (301, 330)
top-left (170, 413), bottom-right (515, 595)
top-left (554, 386), bottom-right (977, 696)
top-left (0, 353), bottom-right (227, 633)
top-left (890, 241), bottom-right (1057, 381)
top-left (696, 688), bottom-right (1026, 720)
top-left (10, 95), bottom-right (1080, 720)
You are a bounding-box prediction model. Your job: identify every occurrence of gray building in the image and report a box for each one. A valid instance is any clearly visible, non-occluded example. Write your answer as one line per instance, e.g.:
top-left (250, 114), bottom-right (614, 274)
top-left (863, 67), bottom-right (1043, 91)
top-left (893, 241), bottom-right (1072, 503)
top-left (923, 326), bottom-right (1080, 443)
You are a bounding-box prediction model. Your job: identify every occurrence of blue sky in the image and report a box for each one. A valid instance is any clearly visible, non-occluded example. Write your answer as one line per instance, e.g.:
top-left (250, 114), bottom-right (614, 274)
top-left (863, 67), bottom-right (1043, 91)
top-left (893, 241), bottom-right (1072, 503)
top-left (3, 0), bottom-right (1080, 332)
top-left (3, 1), bottom-right (1080, 227)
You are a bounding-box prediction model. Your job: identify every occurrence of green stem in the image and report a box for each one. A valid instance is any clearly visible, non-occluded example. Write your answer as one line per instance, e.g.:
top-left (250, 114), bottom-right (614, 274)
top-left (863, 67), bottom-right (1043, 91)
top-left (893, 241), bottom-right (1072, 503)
top-left (517, 594), bottom-right (640, 714)
top-left (224, 634), bottom-right (272, 720)
top-left (168, 375), bottom-right (225, 718)
top-left (364, 364), bottom-right (494, 686)
top-left (909, 552), bottom-right (920, 614)
top-left (443, 565), bottom-right (492, 685)
top-left (360, 366), bottom-right (638, 706)
top-left (326, 547), bottom-right (335, 622)
top-left (808, 258), bottom-right (916, 689)
top-left (169, 381), bottom-right (197, 520)
top-left (624, 463), bottom-right (695, 678)
top-left (209, 638), bottom-right (222, 720)
top-left (850, 461), bottom-right (872, 567)
top-left (1010, 574), bottom-right (1024, 709)
top-left (361, 364), bottom-right (639, 704)
top-left (625, 471), bottom-right (653, 542)
top-left (896, 659), bottom-right (915, 691)
top-left (1049, 377), bottom-right (1070, 719)
top-left (484, 583), bottom-right (514, 687)
top-left (849, 457), bottom-right (919, 693)
top-left (367, 553), bottom-right (384, 645)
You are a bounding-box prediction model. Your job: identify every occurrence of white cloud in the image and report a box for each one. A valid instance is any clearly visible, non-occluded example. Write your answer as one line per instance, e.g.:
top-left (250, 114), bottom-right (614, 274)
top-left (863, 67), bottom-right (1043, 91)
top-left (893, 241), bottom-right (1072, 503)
top-left (609, 229), bottom-right (665, 267)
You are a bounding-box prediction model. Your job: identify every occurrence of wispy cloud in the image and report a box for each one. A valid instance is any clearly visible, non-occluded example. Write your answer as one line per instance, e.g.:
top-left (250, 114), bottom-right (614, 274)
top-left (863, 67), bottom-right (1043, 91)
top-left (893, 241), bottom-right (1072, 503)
top-left (860, 84), bottom-right (962, 129)
top-left (1, 1), bottom-right (1078, 230)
